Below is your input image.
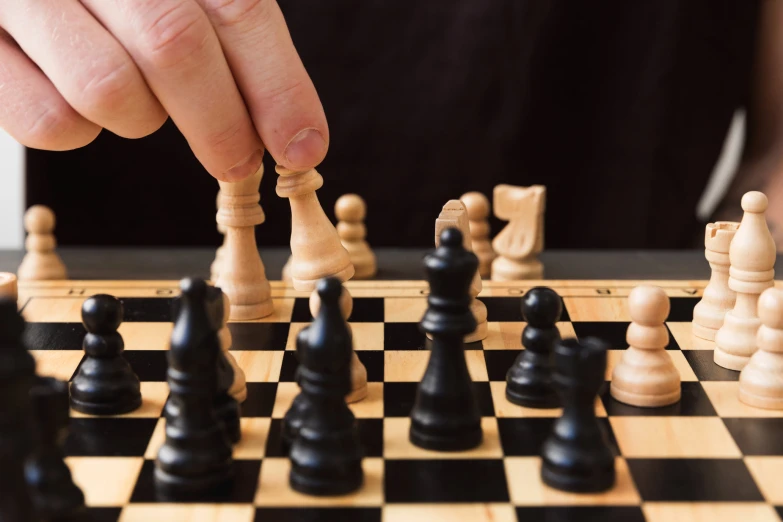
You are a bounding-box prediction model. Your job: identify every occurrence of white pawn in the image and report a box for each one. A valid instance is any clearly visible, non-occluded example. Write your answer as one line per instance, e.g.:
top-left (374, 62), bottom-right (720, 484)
top-left (336, 194), bottom-right (377, 279)
top-left (611, 285), bottom-right (680, 407)
top-left (18, 205), bottom-right (67, 281)
top-left (714, 191), bottom-right (777, 371)
top-left (217, 291), bottom-right (247, 403)
top-left (739, 288), bottom-right (783, 409)
top-left (460, 192), bottom-right (496, 279)
top-left (210, 190), bottom-right (227, 282)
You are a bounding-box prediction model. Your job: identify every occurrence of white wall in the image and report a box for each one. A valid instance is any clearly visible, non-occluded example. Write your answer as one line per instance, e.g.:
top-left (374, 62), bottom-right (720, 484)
top-left (0, 130), bottom-right (24, 249)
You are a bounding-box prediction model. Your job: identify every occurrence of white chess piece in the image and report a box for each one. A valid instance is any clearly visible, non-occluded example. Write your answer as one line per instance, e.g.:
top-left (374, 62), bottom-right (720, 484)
top-left (739, 288), bottom-right (783, 409)
top-left (460, 192), bottom-right (496, 279)
top-left (336, 194), bottom-right (377, 279)
top-left (18, 205), bottom-right (67, 281)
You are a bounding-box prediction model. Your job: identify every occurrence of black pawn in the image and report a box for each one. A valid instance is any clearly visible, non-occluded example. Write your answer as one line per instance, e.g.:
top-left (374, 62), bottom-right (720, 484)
top-left (26, 376), bottom-right (86, 521)
top-left (0, 298), bottom-right (37, 521)
top-left (70, 295), bottom-right (141, 415)
top-left (541, 337), bottom-right (615, 493)
top-left (410, 228), bottom-right (482, 451)
top-left (155, 278), bottom-right (233, 496)
top-left (505, 287), bottom-right (562, 408)
top-left (289, 277), bottom-right (363, 496)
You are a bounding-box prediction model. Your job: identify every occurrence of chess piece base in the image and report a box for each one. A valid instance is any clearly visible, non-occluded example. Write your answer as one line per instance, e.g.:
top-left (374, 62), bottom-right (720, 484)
top-left (541, 461), bottom-right (615, 493)
top-left (409, 423), bottom-right (483, 452)
top-left (289, 464), bottom-right (363, 496)
top-left (228, 300), bottom-right (275, 322)
top-left (609, 384), bottom-right (681, 408)
top-left (154, 466), bottom-right (234, 498)
top-left (491, 256), bottom-right (543, 281)
top-left (691, 323), bottom-right (718, 342)
top-left (713, 348), bottom-right (750, 371)
top-left (292, 264), bottom-right (354, 292)
top-left (739, 388), bottom-right (783, 410)
top-left (506, 385), bottom-right (559, 409)
top-left (69, 393), bottom-right (141, 416)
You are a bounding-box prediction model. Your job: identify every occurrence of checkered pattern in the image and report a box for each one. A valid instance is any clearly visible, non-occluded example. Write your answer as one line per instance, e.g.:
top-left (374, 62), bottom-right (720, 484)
top-left (19, 284), bottom-right (783, 522)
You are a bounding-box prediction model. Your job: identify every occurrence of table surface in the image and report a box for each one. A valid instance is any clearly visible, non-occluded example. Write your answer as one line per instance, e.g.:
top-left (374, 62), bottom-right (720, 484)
top-left (2, 248), bottom-right (777, 281)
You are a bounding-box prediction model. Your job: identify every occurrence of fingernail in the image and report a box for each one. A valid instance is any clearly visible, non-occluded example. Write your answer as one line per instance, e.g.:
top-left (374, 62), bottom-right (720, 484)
top-left (284, 128), bottom-right (326, 169)
top-left (224, 149), bottom-right (264, 181)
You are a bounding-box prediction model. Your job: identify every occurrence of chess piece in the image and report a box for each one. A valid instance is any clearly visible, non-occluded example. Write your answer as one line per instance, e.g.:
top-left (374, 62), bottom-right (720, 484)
top-left (541, 337), bottom-right (615, 493)
top-left (739, 288), bottom-right (783, 409)
top-left (505, 287), bottom-right (562, 408)
top-left (70, 295), bottom-right (142, 415)
top-left (155, 278), bottom-right (234, 495)
top-left (207, 287), bottom-right (241, 444)
top-left (491, 185), bottom-right (545, 281)
top-left (216, 291), bottom-right (247, 403)
top-left (275, 166), bottom-right (354, 290)
top-left (611, 286), bottom-right (680, 407)
top-left (0, 272), bottom-right (18, 300)
top-left (215, 166), bottom-right (274, 320)
top-left (410, 228), bottom-right (483, 451)
top-left (336, 194), bottom-right (377, 279)
top-left (714, 192), bottom-right (777, 371)
top-left (281, 255), bottom-right (293, 282)
top-left (210, 190), bottom-right (227, 282)
top-left (25, 377), bottom-right (85, 521)
top-left (432, 200), bottom-right (488, 343)
top-left (460, 192), bottom-right (496, 278)
top-left (289, 277), bottom-right (363, 496)
top-left (692, 222), bottom-right (739, 342)
top-left (17, 205), bottom-right (67, 281)
top-left (0, 299), bottom-right (37, 521)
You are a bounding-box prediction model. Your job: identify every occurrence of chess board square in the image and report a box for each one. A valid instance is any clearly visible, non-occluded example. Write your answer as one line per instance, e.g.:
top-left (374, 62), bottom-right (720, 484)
top-left (384, 297), bottom-right (427, 323)
top-left (254, 508), bottom-right (381, 522)
top-left (66, 456), bottom-right (144, 506)
top-left (271, 382), bottom-right (384, 419)
top-left (119, 298), bottom-right (174, 322)
top-left (30, 349), bottom-right (83, 381)
top-left (65, 418), bottom-right (158, 457)
top-left (702, 382), bottom-right (783, 417)
top-left (285, 322), bottom-right (384, 351)
top-left (482, 322), bottom-right (577, 351)
top-left (516, 507), bottom-right (645, 522)
top-left (563, 297), bottom-right (629, 322)
top-left (121, 351), bottom-right (169, 381)
top-left (383, 382), bottom-right (494, 418)
top-left (85, 507), bottom-right (123, 522)
top-left (235, 350), bottom-right (284, 383)
top-left (481, 297), bottom-right (524, 322)
top-left (254, 457), bottom-right (383, 507)
top-left (683, 350), bottom-right (739, 381)
top-left (574, 322), bottom-right (682, 351)
top-left (130, 459), bottom-right (261, 503)
top-left (385, 504), bottom-right (515, 522)
top-left (745, 457), bottom-right (783, 504)
top-left (666, 322), bottom-right (715, 350)
top-left (384, 459), bottom-right (508, 503)
top-left (610, 417), bottom-right (740, 458)
top-left (291, 296), bottom-right (386, 324)
top-left (290, 298), bottom-right (312, 322)
top-left (601, 382), bottom-right (716, 416)
top-left (119, 323), bottom-right (173, 350)
top-left (627, 459), bottom-right (763, 501)
top-left (483, 350), bottom-right (518, 381)
top-left (383, 417), bottom-right (502, 459)
top-left (384, 350), bottom-right (488, 382)
top-left (384, 323), bottom-right (425, 350)
top-left (643, 502), bottom-right (779, 522)
top-left (723, 418), bottom-right (783, 455)
top-left (120, 505), bottom-right (255, 522)
top-left (229, 323), bottom-right (290, 351)
top-left (279, 351), bottom-right (383, 383)
top-left (497, 417), bottom-right (619, 457)
top-left (241, 383), bottom-right (278, 417)
top-left (504, 457), bottom-right (640, 505)
top-left (24, 322), bottom-right (85, 350)
top-left (248, 298), bottom-right (295, 323)
top-left (23, 297), bottom-right (84, 322)
top-left (262, 418), bottom-right (383, 459)
top-left (144, 418), bottom-right (272, 460)
top-left (668, 297), bottom-right (699, 322)
top-left (489, 381), bottom-right (607, 418)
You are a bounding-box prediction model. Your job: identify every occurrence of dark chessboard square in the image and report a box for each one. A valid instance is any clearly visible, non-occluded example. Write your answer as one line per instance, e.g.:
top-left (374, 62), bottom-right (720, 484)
top-left (130, 459), bottom-right (261, 503)
top-left (482, 295), bottom-right (570, 322)
top-left (498, 418), bottom-right (619, 457)
top-left (668, 297), bottom-right (700, 322)
top-left (349, 298), bottom-right (385, 323)
top-left (264, 419), bottom-right (382, 458)
top-left (515, 507), bottom-right (645, 522)
top-left (241, 383), bottom-right (278, 417)
top-left (254, 508), bottom-right (381, 522)
top-left (122, 351), bottom-right (169, 382)
top-left (601, 382), bottom-right (717, 416)
top-left (627, 458), bottom-right (763, 501)
top-left (229, 323), bottom-right (289, 351)
top-left (384, 323), bottom-right (424, 350)
top-left (118, 298), bottom-right (174, 322)
top-left (85, 508), bottom-right (122, 522)
top-left (384, 459), bottom-right (508, 503)
top-left (291, 298), bottom-right (312, 323)
top-left (265, 419), bottom-right (287, 457)
top-left (383, 382), bottom-right (494, 418)
top-left (683, 350), bottom-right (739, 381)
top-left (23, 322), bottom-right (85, 350)
top-left (723, 418), bottom-right (783, 455)
top-left (279, 352), bottom-right (300, 382)
top-left (357, 351), bottom-right (384, 382)
top-left (65, 418), bottom-right (158, 457)
top-left (484, 350), bottom-right (520, 382)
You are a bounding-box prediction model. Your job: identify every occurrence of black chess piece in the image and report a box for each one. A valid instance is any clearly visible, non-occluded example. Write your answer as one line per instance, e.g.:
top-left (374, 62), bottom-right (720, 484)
top-left (26, 376), bottom-right (86, 521)
top-left (409, 228), bottom-right (483, 451)
top-left (155, 278), bottom-right (234, 496)
top-left (289, 277), bottom-right (363, 496)
top-left (541, 337), bottom-right (615, 493)
top-left (206, 286), bottom-right (241, 444)
top-left (505, 287), bottom-right (562, 408)
top-left (0, 298), bottom-right (37, 521)
top-left (69, 294), bottom-right (142, 415)
top-left (281, 368), bottom-right (310, 450)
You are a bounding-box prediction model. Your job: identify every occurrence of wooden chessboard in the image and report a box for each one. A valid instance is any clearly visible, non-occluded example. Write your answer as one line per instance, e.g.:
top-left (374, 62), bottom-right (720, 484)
top-left (17, 279), bottom-right (783, 522)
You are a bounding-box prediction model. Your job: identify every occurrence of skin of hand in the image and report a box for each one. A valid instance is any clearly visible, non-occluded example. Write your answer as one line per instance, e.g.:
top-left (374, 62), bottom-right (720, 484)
top-left (0, 0), bottom-right (329, 181)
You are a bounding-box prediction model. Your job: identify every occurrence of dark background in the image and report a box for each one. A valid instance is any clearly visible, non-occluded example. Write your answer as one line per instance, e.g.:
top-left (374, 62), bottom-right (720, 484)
top-left (26, 0), bottom-right (760, 249)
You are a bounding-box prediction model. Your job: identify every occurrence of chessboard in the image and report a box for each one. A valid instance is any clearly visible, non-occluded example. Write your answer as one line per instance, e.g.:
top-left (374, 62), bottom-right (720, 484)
top-left (17, 279), bottom-right (783, 522)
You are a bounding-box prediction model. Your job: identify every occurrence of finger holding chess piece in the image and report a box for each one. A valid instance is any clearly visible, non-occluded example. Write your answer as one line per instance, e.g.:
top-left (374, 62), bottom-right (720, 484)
top-left (336, 194), bottom-right (377, 279)
top-left (739, 288), bottom-right (783, 409)
top-left (18, 205), bottom-right (67, 281)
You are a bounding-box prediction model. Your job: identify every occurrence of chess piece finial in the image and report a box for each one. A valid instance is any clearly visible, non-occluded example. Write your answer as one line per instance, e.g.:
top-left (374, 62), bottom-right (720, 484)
top-left (610, 285), bottom-right (680, 407)
top-left (18, 205), bottom-right (67, 281)
top-left (491, 185), bottom-right (545, 281)
top-left (714, 191), bottom-right (777, 370)
top-left (460, 192), bottom-right (496, 278)
top-left (692, 222), bottom-right (739, 342)
top-left (739, 288), bottom-right (783, 409)
top-left (336, 194), bottom-right (377, 279)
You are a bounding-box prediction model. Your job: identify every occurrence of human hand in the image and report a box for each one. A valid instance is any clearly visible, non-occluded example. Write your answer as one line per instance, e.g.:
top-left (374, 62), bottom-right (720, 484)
top-left (0, 0), bottom-right (328, 181)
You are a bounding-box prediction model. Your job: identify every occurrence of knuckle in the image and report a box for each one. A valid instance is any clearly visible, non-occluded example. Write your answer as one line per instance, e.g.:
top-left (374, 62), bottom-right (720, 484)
top-left (23, 104), bottom-right (96, 149)
top-left (203, 119), bottom-right (245, 153)
top-left (77, 59), bottom-right (137, 112)
top-left (201, 0), bottom-right (271, 27)
top-left (258, 77), bottom-right (307, 105)
top-left (136, 1), bottom-right (211, 67)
